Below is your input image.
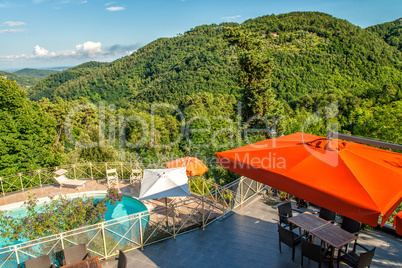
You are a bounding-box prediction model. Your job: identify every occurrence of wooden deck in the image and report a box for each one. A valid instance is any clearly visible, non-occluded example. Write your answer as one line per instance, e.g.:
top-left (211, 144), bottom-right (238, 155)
top-left (101, 193), bottom-right (402, 268)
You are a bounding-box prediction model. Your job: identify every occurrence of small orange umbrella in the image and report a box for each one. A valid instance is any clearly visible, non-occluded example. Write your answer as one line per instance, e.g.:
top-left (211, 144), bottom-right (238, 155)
top-left (165, 157), bottom-right (208, 176)
top-left (216, 132), bottom-right (402, 227)
top-left (393, 211), bottom-right (402, 236)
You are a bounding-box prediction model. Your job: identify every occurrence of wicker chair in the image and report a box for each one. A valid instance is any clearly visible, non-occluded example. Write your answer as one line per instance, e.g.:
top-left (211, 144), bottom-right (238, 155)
top-left (337, 243), bottom-right (376, 268)
top-left (24, 255), bottom-right (55, 268)
top-left (301, 238), bottom-right (331, 268)
top-left (62, 244), bottom-right (91, 265)
top-left (317, 207), bottom-right (336, 223)
top-left (118, 250), bottom-right (128, 268)
top-left (341, 217), bottom-right (362, 251)
top-left (278, 224), bottom-right (306, 262)
top-left (278, 202), bottom-right (301, 229)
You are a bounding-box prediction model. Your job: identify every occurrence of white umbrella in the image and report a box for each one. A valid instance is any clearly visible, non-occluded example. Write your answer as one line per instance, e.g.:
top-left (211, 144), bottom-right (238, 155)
top-left (139, 167), bottom-right (190, 201)
top-left (139, 167), bottom-right (190, 224)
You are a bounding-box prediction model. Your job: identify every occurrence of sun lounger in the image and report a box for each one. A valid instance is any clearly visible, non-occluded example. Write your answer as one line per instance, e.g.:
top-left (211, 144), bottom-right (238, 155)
top-left (54, 175), bottom-right (86, 190)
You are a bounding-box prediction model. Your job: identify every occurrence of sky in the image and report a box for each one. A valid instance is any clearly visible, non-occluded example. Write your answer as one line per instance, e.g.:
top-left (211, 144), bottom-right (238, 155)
top-left (0, 0), bottom-right (401, 71)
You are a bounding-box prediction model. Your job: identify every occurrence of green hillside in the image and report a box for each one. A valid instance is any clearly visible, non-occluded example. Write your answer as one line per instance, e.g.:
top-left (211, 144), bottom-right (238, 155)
top-left (5, 12), bottom-right (402, 182)
top-left (28, 61), bottom-right (110, 102)
top-left (31, 12), bottom-right (402, 108)
top-left (367, 18), bottom-right (402, 51)
top-left (14, 68), bottom-right (58, 78)
top-left (0, 70), bottom-right (40, 89)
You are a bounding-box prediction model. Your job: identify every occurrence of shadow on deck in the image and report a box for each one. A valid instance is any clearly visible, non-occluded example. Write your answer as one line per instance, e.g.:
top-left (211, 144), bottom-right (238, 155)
top-left (101, 193), bottom-right (402, 268)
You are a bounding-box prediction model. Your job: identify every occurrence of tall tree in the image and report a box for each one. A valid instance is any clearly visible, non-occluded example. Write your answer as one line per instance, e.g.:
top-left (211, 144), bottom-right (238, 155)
top-left (225, 27), bottom-right (283, 130)
top-left (0, 78), bottom-right (64, 175)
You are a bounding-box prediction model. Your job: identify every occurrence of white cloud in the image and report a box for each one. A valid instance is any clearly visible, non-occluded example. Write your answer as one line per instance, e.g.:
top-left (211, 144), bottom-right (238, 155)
top-left (105, 2), bottom-right (115, 6)
top-left (106, 6), bottom-right (125, 11)
top-left (4, 21), bottom-right (26, 27)
top-left (0, 41), bottom-right (139, 69)
top-left (0, 29), bottom-right (27, 34)
top-left (221, 15), bottom-right (241, 20)
top-left (75, 41), bottom-right (102, 57)
top-left (33, 45), bottom-right (58, 57)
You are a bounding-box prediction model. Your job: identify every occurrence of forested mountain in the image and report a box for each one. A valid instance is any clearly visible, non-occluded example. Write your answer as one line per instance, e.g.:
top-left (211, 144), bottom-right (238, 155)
top-left (0, 70), bottom-right (40, 89)
top-left (28, 61), bottom-right (109, 101)
top-left (14, 68), bottom-right (58, 78)
top-left (31, 12), bottom-right (402, 108)
top-left (3, 12), bottom-right (402, 182)
top-left (367, 18), bottom-right (402, 51)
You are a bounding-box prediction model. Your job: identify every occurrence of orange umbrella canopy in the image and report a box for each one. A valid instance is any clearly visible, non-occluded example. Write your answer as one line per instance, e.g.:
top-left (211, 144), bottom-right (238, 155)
top-left (216, 132), bottom-right (402, 227)
top-left (165, 157), bottom-right (209, 177)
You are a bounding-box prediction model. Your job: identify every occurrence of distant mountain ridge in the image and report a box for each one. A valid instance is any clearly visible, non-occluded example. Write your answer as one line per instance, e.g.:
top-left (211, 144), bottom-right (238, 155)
top-left (0, 68), bottom-right (65, 89)
top-left (29, 12), bottom-right (402, 110)
top-left (13, 68), bottom-right (58, 78)
top-left (0, 70), bottom-right (39, 89)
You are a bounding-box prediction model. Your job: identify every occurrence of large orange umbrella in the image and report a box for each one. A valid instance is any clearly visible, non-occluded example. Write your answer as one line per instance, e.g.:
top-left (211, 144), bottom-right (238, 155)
top-left (216, 132), bottom-right (402, 227)
top-left (165, 156), bottom-right (209, 177)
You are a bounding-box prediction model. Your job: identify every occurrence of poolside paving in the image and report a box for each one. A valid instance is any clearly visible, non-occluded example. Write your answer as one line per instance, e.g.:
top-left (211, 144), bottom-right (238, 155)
top-left (101, 193), bottom-right (402, 268)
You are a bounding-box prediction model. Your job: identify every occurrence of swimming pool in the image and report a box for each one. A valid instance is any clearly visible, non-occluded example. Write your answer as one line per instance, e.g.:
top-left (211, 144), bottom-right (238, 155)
top-left (0, 191), bottom-right (148, 247)
top-left (1, 192), bottom-right (147, 220)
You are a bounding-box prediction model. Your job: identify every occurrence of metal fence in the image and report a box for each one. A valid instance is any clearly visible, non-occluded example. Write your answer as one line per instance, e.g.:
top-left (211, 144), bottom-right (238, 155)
top-left (0, 162), bottom-right (142, 196)
top-left (0, 163), bottom-right (264, 267)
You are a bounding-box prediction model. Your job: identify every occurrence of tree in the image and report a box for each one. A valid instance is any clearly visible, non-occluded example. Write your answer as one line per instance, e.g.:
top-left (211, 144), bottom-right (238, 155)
top-left (0, 78), bottom-right (64, 176)
top-left (225, 28), bottom-right (283, 126)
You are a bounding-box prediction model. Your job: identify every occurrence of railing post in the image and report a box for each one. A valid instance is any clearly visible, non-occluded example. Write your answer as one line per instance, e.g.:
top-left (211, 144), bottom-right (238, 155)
top-left (240, 178), bottom-right (243, 205)
top-left (13, 245), bottom-right (20, 266)
top-left (222, 189), bottom-right (226, 219)
top-left (202, 196), bottom-right (205, 230)
top-left (0, 178), bottom-right (4, 196)
top-left (38, 170), bottom-right (42, 187)
top-left (172, 204), bottom-right (176, 240)
top-left (60, 233), bottom-right (64, 249)
top-left (120, 162), bottom-right (124, 182)
top-left (73, 164), bottom-right (77, 180)
top-left (90, 163), bottom-right (93, 180)
top-left (19, 173), bottom-right (24, 191)
top-left (139, 213), bottom-right (144, 250)
top-left (101, 223), bottom-right (108, 259)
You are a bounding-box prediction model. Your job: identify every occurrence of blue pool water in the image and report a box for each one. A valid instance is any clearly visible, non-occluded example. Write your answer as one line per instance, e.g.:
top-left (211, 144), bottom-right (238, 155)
top-left (103, 195), bottom-right (148, 220)
top-left (0, 193), bottom-right (148, 247)
top-left (3, 193), bottom-right (147, 221)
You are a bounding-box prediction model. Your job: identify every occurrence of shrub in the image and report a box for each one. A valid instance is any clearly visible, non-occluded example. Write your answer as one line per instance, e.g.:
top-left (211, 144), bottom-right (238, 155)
top-left (0, 188), bottom-right (123, 246)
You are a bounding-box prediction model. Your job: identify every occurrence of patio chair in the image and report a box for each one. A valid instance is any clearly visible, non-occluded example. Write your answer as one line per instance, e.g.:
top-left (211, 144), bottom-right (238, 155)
top-left (62, 244), bottom-right (91, 265)
top-left (317, 207), bottom-right (336, 223)
top-left (341, 217), bottom-right (361, 251)
top-left (129, 169), bottom-right (142, 185)
top-left (106, 168), bottom-right (119, 187)
top-left (278, 202), bottom-right (301, 229)
top-left (117, 250), bottom-right (128, 268)
top-left (337, 243), bottom-right (376, 268)
top-left (54, 174), bottom-right (86, 191)
top-left (301, 238), bottom-right (331, 268)
top-left (24, 254), bottom-right (55, 268)
top-left (278, 224), bottom-right (306, 262)
top-left (315, 207), bottom-right (336, 248)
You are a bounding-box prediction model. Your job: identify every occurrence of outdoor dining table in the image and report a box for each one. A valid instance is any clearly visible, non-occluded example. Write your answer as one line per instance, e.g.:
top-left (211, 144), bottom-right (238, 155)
top-left (62, 256), bottom-right (102, 268)
top-left (288, 213), bottom-right (357, 267)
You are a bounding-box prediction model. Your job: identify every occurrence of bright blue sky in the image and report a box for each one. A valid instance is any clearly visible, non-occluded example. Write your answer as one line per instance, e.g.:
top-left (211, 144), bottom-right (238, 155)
top-left (0, 0), bottom-right (401, 70)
